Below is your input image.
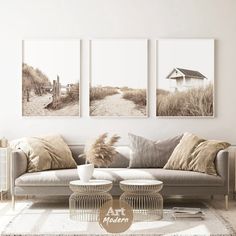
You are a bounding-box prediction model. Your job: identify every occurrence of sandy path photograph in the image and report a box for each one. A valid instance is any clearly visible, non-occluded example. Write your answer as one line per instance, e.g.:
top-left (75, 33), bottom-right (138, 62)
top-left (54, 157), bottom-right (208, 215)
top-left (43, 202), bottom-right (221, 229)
top-left (90, 90), bottom-right (145, 116)
top-left (90, 39), bottom-right (148, 117)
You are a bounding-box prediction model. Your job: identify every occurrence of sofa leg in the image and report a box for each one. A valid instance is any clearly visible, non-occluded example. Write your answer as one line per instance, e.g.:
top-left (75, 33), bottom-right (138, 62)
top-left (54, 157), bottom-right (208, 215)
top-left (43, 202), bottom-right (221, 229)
top-left (12, 194), bottom-right (15, 210)
top-left (225, 195), bottom-right (228, 210)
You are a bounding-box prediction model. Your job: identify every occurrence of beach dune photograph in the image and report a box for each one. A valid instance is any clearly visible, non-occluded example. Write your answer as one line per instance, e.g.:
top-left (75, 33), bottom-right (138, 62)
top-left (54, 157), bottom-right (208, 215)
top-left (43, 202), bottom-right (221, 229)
top-left (22, 40), bottom-right (80, 116)
top-left (156, 39), bottom-right (214, 117)
top-left (90, 40), bottom-right (148, 117)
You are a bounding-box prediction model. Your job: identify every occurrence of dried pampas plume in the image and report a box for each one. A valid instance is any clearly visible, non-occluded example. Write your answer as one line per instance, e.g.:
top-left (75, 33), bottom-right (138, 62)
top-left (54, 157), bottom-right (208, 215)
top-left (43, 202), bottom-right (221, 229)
top-left (82, 133), bottom-right (120, 167)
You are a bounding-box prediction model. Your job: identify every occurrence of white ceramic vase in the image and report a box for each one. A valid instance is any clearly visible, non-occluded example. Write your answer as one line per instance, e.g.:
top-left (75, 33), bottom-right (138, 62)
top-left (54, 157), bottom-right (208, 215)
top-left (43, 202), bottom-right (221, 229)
top-left (77, 164), bottom-right (94, 182)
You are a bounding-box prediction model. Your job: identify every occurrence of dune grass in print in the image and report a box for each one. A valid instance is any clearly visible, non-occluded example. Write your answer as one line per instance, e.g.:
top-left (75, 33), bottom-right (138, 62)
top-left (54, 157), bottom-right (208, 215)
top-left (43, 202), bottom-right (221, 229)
top-left (90, 87), bottom-right (119, 102)
top-left (156, 84), bottom-right (213, 116)
top-left (90, 86), bottom-right (147, 117)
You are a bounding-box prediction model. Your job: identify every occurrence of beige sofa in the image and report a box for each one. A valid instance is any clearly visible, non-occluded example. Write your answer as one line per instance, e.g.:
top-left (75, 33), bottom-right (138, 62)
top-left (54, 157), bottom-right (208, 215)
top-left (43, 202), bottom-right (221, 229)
top-left (11, 145), bottom-right (230, 209)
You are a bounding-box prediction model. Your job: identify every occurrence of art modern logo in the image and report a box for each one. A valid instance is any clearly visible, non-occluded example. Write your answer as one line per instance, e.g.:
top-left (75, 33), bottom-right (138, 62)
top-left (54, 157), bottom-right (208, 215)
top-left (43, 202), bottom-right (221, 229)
top-left (99, 200), bottom-right (133, 233)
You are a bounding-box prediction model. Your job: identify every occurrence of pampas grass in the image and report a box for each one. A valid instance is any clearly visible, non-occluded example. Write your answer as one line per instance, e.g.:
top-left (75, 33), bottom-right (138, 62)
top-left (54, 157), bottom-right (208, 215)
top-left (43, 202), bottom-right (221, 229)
top-left (82, 133), bottom-right (120, 167)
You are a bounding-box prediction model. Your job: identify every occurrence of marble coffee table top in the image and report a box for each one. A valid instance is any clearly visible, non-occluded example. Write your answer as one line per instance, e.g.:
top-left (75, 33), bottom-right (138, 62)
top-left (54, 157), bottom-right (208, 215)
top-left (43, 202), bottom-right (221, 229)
top-left (70, 179), bottom-right (112, 186)
top-left (69, 180), bottom-right (112, 193)
top-left (119, 179), bottom-right (163, 193)
top-left (120, 179), bottom-right (163, 186)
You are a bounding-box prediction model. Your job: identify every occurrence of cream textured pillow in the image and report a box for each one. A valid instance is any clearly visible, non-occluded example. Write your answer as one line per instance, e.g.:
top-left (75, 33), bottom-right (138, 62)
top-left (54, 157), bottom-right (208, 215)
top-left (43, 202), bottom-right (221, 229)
top-left (188, 140), bottom-right (230, 175)
top-left (11, 134), bottom-right (76, 172)
top-left (164, 132), bottom-right (205, 170)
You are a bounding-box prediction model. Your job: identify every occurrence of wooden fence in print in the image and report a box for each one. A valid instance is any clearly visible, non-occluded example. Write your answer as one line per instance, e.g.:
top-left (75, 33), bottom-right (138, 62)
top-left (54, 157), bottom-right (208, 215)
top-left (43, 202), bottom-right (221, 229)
top-left (52, 75), bottom-right (61, 108)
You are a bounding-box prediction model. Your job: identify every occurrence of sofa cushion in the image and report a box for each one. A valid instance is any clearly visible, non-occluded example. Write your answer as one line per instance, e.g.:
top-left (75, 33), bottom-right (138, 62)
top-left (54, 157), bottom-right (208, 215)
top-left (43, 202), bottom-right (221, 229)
top-left (188, 140), bottom-right (230, 175)
top-left (11, 134), bottom-right (77, 172)
top-left (15, 168), bottom-right (223, 187)
top-left (70, 146), bottom-right (130, 168)
top-left (164, 132), bottom-right (204, 170)
top-left (109, 146), bottom-right (130, 168)
top-left (128, 133), bottom-right (182, 168)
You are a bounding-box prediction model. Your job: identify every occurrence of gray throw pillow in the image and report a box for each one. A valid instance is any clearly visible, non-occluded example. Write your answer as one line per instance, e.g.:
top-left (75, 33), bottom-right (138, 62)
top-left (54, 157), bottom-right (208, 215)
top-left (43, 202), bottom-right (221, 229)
top-left (128, 133), bottom-right (183, 168)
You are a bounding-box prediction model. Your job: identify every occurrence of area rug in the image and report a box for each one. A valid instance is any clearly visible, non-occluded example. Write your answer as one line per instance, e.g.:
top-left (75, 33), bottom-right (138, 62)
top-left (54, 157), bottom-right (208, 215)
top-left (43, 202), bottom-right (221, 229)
top-left (1, 201), bottom-right (235, 236)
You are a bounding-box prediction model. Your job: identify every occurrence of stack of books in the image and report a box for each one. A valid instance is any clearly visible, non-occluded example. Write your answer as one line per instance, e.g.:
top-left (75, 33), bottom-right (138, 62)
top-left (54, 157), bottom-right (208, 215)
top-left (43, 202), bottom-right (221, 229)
top-left (172, 207), bottom-right (205, 219)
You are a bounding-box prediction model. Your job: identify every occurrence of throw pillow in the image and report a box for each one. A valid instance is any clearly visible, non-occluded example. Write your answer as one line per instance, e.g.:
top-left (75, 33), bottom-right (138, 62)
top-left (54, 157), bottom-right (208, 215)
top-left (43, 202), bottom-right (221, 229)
top-left (128, 133), bottom-right (183, 168)
top-left (188, 140), bottom-right (230, 175)
top-left (11, 134), bottom-right (77, 172)
top-left (164, 132), bottom-right (205, 170)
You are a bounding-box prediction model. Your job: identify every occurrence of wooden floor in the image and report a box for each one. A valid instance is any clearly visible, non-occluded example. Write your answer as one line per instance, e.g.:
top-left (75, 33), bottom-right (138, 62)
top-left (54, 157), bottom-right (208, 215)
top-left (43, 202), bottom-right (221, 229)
top-left (0, 196), bottom-right (236, 233)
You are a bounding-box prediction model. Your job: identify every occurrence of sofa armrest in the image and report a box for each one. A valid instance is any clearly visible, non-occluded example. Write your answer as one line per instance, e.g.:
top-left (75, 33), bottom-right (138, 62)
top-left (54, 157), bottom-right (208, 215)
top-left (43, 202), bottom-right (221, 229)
top-left (215, 150), bottom-right (229, 186)
top-left (11, 150), bottom-right (27, 192)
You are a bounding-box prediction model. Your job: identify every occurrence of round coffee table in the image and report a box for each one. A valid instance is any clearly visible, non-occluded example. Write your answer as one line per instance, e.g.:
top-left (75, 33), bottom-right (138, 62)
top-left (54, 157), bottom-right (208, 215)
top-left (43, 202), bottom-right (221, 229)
top-left (69, 180), bottom-right (112, 221)
top-left (120, 179), bottom-right (163, 221)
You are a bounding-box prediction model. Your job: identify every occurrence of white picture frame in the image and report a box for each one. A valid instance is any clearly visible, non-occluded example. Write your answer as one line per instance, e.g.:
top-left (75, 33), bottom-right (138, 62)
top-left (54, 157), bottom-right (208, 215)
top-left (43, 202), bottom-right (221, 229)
top-left (156, 39), bottom-right (215, 118)
top-left (89, 39), bottom-right (148, 118)
top-left (22, 39), bottom-right (81, 116)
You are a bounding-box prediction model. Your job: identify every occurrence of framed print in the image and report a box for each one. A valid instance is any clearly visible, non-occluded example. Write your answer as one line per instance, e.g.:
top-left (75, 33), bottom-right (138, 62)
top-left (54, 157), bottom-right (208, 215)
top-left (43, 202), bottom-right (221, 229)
top-left (156, 39), bottom-right (214, 117)
top-left (90, 39), bottom-right (148, 117)
top-left (22, 40), bottom-right (80, 116)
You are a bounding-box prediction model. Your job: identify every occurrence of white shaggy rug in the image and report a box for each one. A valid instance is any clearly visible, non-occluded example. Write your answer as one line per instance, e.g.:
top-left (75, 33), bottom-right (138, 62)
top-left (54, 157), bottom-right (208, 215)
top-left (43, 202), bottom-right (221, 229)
top-left (1, 201), bottom-right (235, 236)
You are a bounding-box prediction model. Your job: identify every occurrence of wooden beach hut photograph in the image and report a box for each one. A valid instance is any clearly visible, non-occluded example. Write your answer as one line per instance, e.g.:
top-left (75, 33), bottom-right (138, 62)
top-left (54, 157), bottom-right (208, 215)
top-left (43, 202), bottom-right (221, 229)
top-left (156, 39), bottom-right (214, 117)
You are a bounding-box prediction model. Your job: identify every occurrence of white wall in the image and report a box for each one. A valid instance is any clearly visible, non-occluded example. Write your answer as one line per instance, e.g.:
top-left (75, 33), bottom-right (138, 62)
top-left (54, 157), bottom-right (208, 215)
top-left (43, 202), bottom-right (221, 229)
top-left (0, 0), bottom-right (235, 146)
